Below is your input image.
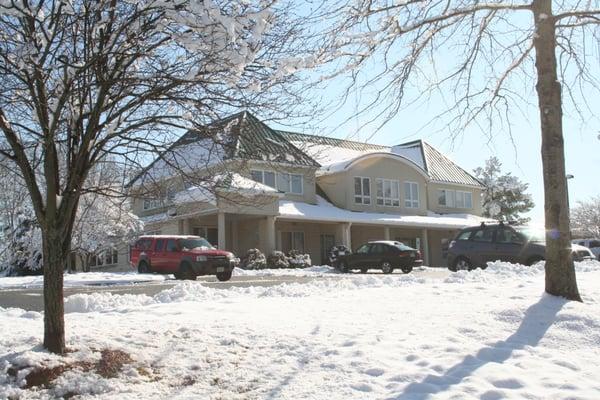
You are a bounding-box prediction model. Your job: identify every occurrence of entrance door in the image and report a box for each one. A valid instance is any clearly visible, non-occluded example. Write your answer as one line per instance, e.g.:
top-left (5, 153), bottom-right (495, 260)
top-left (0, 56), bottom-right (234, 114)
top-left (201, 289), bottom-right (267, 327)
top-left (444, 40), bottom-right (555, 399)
top-left (320, 234), bottom-right (335, 265)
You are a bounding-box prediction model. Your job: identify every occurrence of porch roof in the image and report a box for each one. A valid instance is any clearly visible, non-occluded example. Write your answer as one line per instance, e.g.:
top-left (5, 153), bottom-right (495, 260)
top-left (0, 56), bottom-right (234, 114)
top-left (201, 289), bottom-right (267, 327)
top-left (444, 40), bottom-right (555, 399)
top-left (278, 197), bottom-right (491, 230)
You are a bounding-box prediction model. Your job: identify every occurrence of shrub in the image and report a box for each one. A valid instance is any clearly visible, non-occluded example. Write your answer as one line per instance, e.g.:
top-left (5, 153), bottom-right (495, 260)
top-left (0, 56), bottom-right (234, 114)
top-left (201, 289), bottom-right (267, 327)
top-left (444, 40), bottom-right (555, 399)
top-left (287, 249), bottom-right (311, 268)
top-left (267, 251), bottom-right (289, 269)
top-left (239, 248), bottom-right (266, 270)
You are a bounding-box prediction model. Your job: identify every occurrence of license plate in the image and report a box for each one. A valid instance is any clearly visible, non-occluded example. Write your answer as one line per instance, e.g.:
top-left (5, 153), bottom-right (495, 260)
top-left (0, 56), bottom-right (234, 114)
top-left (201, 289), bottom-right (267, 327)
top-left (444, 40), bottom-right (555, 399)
top-left (338, 251), bottom-right (345, 255)
top-left (216, 267), bottom-right (225, 272)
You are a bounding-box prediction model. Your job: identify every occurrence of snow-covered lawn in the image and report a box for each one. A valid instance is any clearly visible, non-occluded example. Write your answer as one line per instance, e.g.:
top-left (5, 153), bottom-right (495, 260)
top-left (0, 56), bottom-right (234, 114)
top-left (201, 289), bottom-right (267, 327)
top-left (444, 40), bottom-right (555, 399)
top-left (0, 272), bottom-right (169, 290)
top-left (2, 261), bottom-right (600, 399)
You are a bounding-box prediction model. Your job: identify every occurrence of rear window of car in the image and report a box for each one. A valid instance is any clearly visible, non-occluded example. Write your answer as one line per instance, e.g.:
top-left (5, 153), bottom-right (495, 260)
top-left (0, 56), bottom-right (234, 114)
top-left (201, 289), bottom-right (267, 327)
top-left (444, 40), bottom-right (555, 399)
top-left (393, 243), bottom-right (414, 251)
top-left (589, 240), bottom-right (600, 248)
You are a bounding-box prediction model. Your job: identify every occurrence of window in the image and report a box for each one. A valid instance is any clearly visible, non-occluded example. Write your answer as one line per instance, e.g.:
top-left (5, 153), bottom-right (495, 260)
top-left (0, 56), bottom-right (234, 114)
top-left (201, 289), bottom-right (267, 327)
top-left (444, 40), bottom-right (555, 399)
top-left (193, 227), bottom-right (218, 245)
top-left (281, 231), bottom-right (305, 253)
top-left (135, 239), bottom-right (153, 250)
top-left (276, 173), bottom-right (303, 194)
top-left (589, 240), bottom-right (600, 248)
top-left (370, 244), bottom-right (387, 254)
top-left (496, 228), bottom-right (523, 245)
top-left (90, 248), bottom-right (118, 267)
top-left (354, 177), bottom-right (371, 204)
top-left (376, 179), bottom-right (400, 206)
top-left (155, 239), bottom-right (165, 252)
top-left (143, 198), bottom-right (162, 210)
top-left (355, 244), bottom-right (371, 254)
top-left (250, 169), bottom-right (276, 189)
top-left (471, 228), bottom-right (494, 242)
top-left (404, 182), bottom-right (419, 208)
top-left (438, 189), bottom-right (472, 209)
top-left (166, 239), bottom-right (178, 252)
top-left (456, 191), bottom-right (473, 209)
top-left (456, 231), bottom-right (472, 241)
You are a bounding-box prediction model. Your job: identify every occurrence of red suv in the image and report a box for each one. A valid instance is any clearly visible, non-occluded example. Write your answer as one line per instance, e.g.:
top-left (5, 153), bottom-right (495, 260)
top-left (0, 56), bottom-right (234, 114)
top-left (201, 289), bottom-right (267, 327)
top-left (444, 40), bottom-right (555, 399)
top-left (130, 235), bottom-right (235, 281)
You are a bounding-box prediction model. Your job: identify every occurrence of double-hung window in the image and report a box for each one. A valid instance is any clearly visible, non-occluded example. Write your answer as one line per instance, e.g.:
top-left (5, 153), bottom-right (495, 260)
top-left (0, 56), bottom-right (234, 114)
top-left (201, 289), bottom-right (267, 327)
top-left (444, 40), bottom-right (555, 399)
top-left (250, 169), bottom-right (276, 189)
top-left (277, 173), bottom-right (303, 194)
top-left (455, 191), bottom-right (473, 209)
top-left (354, 177), bottom-right (371, 204)
top-left (281, 231), bottom-right (305, 253)
top-left (376, 179), bottom-right (400, 206)
top-left (404, 182), bottom-right (419, 208)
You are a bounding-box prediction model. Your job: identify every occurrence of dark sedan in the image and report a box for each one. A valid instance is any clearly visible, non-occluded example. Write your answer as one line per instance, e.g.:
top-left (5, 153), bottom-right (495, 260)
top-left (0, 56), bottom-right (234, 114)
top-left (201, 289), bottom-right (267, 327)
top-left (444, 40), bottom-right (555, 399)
top-left (336, 241), bottom-right (423, 274)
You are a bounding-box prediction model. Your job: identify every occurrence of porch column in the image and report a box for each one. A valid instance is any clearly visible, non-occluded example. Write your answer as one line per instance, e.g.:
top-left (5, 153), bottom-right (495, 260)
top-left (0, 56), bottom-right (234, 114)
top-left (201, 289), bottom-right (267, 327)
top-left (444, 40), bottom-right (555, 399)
top-left (265, 216), bottom-right (276, 254)
top-left (421, 228), bottom-right (430, 266)
top-left (218, 212), bottom-right (226, 250)
top-left (384, 227), bottom-right (391, 240)
top-left (341, 222), bottom-right (352, 249)
top-left (231, 220), bottom-right (239, 254)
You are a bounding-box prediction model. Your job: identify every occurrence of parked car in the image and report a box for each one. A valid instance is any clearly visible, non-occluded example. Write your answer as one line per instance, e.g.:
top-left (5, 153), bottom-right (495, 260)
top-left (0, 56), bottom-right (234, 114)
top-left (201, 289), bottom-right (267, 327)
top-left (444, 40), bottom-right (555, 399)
top-left (447, 223), bottom-right (595, 271)
top-left (572, 239), bottom-right (600, 260)
top-left (130, 235), bottom-right (236, 281)
top-left (336, 241), bottom-right (422, 274)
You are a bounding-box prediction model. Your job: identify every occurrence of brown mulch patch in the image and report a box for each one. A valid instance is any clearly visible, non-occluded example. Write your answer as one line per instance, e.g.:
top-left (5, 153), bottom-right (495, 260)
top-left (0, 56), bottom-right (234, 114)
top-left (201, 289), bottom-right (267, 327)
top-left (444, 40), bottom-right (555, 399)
top-left (7, 349), bottom-right (134, 389)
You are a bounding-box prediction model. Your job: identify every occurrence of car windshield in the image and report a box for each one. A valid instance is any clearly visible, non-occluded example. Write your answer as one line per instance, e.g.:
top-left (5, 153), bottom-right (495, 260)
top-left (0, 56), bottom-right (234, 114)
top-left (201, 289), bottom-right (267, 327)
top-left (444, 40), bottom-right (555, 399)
top-left (179, 238), bottom-right (213, 250)
top-left (515, 227), bottom-right (546, 242)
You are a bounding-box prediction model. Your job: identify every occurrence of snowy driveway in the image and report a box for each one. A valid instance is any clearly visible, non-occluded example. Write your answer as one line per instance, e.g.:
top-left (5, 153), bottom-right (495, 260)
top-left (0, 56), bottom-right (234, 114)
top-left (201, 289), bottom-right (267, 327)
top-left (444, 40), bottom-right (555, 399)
top-left (0, 267), bottom-right (450, 311)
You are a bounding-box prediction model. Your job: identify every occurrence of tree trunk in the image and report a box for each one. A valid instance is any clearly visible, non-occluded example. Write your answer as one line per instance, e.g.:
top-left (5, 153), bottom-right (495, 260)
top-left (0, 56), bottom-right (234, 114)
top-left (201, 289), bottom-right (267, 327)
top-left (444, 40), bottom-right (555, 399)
top-left (42, 228), bottom-right (68, 354)
top-left (532, 0), bottom-right (581, 301)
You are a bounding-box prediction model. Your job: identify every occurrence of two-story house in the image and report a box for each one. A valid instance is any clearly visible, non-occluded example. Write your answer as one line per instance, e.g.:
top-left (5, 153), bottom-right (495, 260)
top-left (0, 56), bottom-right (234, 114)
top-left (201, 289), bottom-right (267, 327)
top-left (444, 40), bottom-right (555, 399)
top-left (127, 111), bottom-right (488, 268)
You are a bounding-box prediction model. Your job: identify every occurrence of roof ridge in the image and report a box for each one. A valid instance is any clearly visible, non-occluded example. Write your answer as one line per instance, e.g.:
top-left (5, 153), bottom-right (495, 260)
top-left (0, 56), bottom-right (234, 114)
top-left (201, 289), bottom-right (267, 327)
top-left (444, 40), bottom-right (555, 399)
top-left (277, 129), bottom-right (388, 149)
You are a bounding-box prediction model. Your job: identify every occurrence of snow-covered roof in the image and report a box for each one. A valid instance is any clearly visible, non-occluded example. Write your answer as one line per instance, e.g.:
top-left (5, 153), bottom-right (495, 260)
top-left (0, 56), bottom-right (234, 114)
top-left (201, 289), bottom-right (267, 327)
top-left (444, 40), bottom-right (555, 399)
top-left (214, 172), bottom-right (283, 196)
top-left (279, 196), bottom-right (490, 230)
top-left (278, 132), bottom-right (483, 188)
top-left (315, 152), bottom-right (428, 177)
top-left (129, 112), bottom-right (318, 188)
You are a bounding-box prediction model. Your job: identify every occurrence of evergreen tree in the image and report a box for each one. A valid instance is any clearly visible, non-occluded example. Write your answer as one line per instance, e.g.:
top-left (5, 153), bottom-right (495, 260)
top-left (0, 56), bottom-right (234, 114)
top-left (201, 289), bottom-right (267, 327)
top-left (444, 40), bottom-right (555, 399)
top-left (474, 157), bottom-right (535, 224)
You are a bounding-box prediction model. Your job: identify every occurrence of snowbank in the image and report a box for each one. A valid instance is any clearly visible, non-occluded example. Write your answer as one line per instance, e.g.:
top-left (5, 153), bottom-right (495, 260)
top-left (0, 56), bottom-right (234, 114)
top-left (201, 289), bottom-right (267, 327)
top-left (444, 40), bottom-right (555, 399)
top-left (0, 272), bottom-right (170, 290)
top-left (2, 260), bottom-right (600, 399)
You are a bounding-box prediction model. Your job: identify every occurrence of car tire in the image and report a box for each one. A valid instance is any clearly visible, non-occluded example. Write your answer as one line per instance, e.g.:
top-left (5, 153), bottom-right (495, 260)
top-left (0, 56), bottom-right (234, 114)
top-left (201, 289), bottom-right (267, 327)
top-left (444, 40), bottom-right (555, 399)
top-left (381, 261), bottom-right (393, 274)
top-left (138, 261), bottom-right (150, 274)
top-left (339, 261), bottom-right (348, 273)
top-left (401, 266), bottom-right (412, 274)
top-left (453, 257), bottom-right (472, 271)
top-left (360, 268), bottom-right (368, 274)
top-left (216, 270), bottom-right (232, 282)
top-left (526, 256), bottom-right (544, 266)
top-left (177, 263), bottom-right (196, 280)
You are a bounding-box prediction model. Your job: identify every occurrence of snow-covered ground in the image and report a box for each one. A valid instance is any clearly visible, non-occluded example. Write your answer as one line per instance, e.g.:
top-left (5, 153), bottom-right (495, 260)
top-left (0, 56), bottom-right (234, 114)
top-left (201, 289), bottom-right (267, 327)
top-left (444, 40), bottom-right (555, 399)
top-left (2, 261), bottom-right (600, 399)
top-left (0, 272), bottom-right (170, 290)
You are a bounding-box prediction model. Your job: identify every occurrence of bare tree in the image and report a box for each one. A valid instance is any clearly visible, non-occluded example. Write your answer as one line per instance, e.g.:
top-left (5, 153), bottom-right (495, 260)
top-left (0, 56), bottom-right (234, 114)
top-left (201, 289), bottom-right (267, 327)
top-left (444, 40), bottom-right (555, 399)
top-left (0, 0), bottom-right (317, 353)
top-left (317, 0), bottom-right (600, 301)
top-left (571, 196), bottom-right (600, 239)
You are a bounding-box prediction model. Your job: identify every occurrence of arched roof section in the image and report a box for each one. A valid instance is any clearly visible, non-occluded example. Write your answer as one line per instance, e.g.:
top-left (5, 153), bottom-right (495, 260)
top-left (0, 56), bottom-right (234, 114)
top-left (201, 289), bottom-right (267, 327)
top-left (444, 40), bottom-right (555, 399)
top-left (318, 151), bottom-right (429, 179)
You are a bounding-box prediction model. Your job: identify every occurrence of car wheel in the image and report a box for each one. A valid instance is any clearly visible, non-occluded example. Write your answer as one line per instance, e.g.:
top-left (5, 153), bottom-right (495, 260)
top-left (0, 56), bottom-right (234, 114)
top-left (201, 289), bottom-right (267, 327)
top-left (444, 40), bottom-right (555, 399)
top-left (339, 261), bottom-right (348, 273)
top-left (381, 261), bottom-right (393, 274)
top-left (453, 257), bottom-right (472, 271)
top-left (360, 268), bottom-right (368, 274)
top-left (216, 270), bottom-right (232, 282)
top-left (526, 256), bottom-right (544, 266)
top-left (177, 263), bottom-right (196, 280)
top-left (401, 266), bottom-right (412, 274)
top-left (138, 261), bottom-right (150, 274)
